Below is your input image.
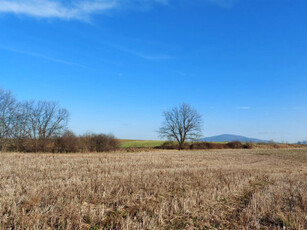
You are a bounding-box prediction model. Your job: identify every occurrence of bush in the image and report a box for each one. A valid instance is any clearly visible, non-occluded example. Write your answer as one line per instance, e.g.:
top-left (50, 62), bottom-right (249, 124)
top-left (244, 142), bottom-right (255, 149)
top-left (227, 141), bottom-right (243, 149)
top-left (54, 131), bottom-right (79, 153)
top-left (159, 141), bottom-right (177, 149)
top-left (79, 133), bottom-right (120, 152)
top-left (159, 141), bottom-right (247, 150)
top-left (159, 141), bottom-right (188, 150)
top-left (190, 142), bottom-right (226, 149)
top-left (92, 134), bottom-right (120, 152)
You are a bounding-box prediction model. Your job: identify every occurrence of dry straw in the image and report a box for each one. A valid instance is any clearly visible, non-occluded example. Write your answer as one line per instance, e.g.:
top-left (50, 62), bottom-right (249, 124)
top-left (0, 149), bottom-right (306, 229)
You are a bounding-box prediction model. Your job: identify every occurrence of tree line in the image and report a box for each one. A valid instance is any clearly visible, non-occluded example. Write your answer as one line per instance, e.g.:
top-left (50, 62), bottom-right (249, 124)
top-left (0, 88), bottom-right (119, 152)
top-left (1, 87), bottom-right (206, 152)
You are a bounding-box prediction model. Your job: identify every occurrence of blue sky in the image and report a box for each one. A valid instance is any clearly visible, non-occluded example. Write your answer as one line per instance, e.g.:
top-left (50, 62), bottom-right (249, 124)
top-left (0, 0), bottom-right (306, 142)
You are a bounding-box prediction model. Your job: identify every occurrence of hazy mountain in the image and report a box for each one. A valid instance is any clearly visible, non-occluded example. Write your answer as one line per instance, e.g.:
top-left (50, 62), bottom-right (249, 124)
top-left (299, 141), bottom-right (307, 145)
top-left (200, 134), bottom-right (269, 143)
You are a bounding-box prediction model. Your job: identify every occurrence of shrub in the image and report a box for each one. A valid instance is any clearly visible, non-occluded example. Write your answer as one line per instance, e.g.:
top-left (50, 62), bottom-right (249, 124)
top-left (227, 141), bottom-right (243, 149)
top-left (159, 141), bottom-right (191, 150)
top-left (244, 142), bottom-right (255, 149)
top-left (54, 131), bottom-right (79, 153)
top-left (92, 134), bottom-right (120, 152)
top-left (190, 142), bottom-right (226, 149)
top-left (80, 133), bottom-right (120, 152)
top-left (160, 141), bottom-right (180, 150)
top-left (160, 141), bottom-right (229, 150)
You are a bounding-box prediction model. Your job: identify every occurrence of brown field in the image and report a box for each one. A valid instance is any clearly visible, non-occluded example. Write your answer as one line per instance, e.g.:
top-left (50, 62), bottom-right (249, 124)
top-left (0, 149), bottom-right (306, 229)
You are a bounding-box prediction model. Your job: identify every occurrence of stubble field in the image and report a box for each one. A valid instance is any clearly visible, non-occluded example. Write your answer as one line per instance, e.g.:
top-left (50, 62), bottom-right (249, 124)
top-left (0, 149), bottom-right (306, 229)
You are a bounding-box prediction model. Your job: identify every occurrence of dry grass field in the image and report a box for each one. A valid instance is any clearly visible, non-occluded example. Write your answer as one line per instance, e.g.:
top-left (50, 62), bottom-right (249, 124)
top-left (0, 149), bottom-right (306, 229)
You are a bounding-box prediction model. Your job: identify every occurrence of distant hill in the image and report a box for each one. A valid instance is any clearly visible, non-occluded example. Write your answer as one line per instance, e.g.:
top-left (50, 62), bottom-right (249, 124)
top-left (200, 134), bottom-right (269, 143)
top-left (299, 141), bottom-right (307, 145)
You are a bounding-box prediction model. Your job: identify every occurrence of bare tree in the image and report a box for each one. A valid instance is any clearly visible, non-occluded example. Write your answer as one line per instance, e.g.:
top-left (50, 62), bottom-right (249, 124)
top-left (0, 88), bottom-right (17, 151)
top-left (0, 87), bottom-right (122, 153)
top-left (159, 103), bottom-right (203, 149)
top-left (25, 100), bottom-right (69, 152)
top-left (10, 102), bottom-right (30, 151)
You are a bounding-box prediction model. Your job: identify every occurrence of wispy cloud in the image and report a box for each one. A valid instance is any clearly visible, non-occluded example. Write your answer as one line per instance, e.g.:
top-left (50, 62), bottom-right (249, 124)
top-left (281, 106), bottom-right (306, 110)
top-left (0, 46), bottom-right (86, 67)
top-left (0, 0), bottom-right (238, 21)
top-left (237, 106), bottom-right (251, 110)
top-left (112, 45), bottom-right (174, 61)
top-left (0, 0), bottom-right (118, 20)
top-left (125, 49), bottom-right (173, 61)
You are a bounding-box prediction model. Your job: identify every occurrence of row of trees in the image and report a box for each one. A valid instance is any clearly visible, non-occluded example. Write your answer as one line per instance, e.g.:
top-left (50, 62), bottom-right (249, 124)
top-left (1, 87), bottom-right (202, 152)
top-left (0, 88), bottom-right (119, 152)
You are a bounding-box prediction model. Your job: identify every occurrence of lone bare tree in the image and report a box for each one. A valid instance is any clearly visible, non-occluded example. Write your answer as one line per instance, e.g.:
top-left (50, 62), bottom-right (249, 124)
top-left (159, 103), bottom-right (203, 149)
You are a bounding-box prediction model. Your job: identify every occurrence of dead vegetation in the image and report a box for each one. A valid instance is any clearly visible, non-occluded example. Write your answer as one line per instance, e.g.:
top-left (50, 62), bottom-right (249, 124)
top-left (0, 149), bottom-right (306, 229)
top-left (158, 141), bottom-right (305, 150)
